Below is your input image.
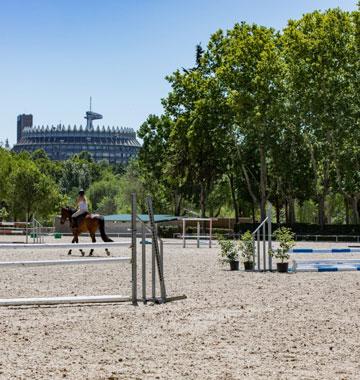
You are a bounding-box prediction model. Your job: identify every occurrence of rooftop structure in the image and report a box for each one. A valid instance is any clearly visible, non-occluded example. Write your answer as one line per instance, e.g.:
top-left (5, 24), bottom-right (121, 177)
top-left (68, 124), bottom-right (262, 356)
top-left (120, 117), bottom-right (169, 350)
top-left (12, 106), bottom-right (141, 164)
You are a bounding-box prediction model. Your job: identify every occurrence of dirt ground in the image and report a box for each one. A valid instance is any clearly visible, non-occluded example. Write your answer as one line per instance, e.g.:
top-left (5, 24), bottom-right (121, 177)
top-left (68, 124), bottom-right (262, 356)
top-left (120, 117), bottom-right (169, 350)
top-left (0, 237), bottom-right (359, 379)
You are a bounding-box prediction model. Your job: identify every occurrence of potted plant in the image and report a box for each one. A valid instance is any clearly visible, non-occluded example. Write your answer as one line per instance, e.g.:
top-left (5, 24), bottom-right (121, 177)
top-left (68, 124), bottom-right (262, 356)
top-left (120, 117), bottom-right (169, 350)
top-left (269, 227), bottom-right (295, 273)
top-left (218, 237), bottom-right (239, 270)
top-left (238, 230), bottom-right (255, 270)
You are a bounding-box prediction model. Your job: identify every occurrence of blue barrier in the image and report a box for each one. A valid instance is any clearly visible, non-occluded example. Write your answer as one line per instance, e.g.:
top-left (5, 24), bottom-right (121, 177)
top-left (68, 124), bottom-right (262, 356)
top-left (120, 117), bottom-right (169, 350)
top-left (291, 248), bottom-right (360, 254)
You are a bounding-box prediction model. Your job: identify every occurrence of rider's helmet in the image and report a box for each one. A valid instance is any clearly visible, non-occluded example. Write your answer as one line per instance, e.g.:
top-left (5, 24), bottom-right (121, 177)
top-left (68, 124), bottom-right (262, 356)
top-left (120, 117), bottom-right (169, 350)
top-left (79, 189), bottom-right (85, 195)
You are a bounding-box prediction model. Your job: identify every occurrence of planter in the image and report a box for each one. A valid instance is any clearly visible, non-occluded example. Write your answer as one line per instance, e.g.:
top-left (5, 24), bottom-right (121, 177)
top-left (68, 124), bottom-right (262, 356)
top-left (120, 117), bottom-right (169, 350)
top-left (229, 261), bottom-right (239, 271)
top-left (277, 262), bottom-right (289, 273)
top-left (243, 261), bottom-right (254, 271)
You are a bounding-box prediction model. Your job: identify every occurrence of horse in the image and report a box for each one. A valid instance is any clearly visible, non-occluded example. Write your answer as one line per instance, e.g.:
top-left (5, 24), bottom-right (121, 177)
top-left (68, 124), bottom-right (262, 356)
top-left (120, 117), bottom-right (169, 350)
top-left (60, 207), bottom-right (113, 256)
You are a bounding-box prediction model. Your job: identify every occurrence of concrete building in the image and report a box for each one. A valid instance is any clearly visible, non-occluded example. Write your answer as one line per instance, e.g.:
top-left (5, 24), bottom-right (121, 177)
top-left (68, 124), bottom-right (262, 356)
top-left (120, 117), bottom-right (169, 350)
top-left (12, 108), bottom-right (141, 164)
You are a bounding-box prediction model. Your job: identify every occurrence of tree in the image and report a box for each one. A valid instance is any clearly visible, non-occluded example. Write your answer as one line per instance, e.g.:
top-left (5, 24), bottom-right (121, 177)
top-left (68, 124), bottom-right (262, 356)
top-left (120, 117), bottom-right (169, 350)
top-left (87, 174), bottom-right (120, 212)
top-left (282, 8), bottom-right (357, 227)
top-left (163, 54), bottom-right (230, 217)
top-left (206, 23), bottom-right (284, 219)
top-left (59, 156), bottom-right (93, 194)
top-left (7, 160), bottom-right (62, 221)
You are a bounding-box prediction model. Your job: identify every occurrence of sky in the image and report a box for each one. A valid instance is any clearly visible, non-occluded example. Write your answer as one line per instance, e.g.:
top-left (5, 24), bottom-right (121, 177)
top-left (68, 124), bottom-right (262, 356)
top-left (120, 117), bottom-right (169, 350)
top-left (0, 0), bottom-right (357, 145)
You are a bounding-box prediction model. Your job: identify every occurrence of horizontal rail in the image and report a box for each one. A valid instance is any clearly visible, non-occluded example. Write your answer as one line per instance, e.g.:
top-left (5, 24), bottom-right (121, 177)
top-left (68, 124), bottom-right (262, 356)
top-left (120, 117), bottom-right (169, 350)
top-left (0, 257), bottom-right (130, 268)
top-left (0, 242), bottom-right (131, 250)
top-left (0, 295), bottom-right (132, 307)
top-left (293, 259), bottom-right (360, 265)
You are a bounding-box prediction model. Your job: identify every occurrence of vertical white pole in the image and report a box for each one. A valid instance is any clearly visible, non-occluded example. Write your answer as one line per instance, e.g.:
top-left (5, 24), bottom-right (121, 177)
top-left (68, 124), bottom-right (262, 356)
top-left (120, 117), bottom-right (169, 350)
top-left (209, 219), bottom-right (212, 248)
top-left (262, 222), bottom-right (266, 271)
top-left (141, 223), bottom-right (146, 303)
top-left (159, 237), bottom-right (164, 279)
top-left (152, 239), bottom-right (156, 300)
top-left (25, 221), bottom-right (28, 244)
top-left (131, 193), bottom-right (138, 306)
top-left (257, 230), bottom-right (261, 271)
top-left (146, 196), bottom-right (166, 302)
top-left (267, 205), bottom-right (272, 271)
top-left (197, 221), bottom-right (200, 248)
top-left (182, 219), bottom-right (186, 248)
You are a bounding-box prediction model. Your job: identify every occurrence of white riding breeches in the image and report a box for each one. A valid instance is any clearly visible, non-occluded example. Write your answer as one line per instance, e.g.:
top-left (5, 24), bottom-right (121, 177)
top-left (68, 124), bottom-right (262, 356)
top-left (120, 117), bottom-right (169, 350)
top-left (72, 209), bottom-right (87, 218)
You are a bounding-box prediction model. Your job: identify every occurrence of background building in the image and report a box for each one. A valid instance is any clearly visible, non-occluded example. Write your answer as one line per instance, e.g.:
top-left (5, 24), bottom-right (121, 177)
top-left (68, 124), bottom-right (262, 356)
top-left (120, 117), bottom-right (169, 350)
top-left (17, 114), bottom-right (33, 142)
top-left (12, 109), bottom-right (141, 164)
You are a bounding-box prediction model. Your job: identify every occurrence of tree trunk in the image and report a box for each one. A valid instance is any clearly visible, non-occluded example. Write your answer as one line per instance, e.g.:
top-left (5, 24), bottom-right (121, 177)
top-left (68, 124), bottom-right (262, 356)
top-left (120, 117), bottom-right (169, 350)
top-left (345, 197), bottom-right (350, 225)
top-left (288, 197), bottom-right (296, 225)
top-left (227, 174), bottom-right (239, 224)
top-left (259, 145), bottom-right (267, 221)
top-left (174, 191), bottom-right (182, 216)
top-left (285, 199), bottom-right (289, 224)
top-left (318, 195), bottom-right (326, 229)
top-left (251, 202), bottom-right (256, 224)
top-left (200, 182), bottom-right (206, 218)
top-left (275, 198), bottom-right (281, 224)
top-left (351, 196), bottom-right (359, 224)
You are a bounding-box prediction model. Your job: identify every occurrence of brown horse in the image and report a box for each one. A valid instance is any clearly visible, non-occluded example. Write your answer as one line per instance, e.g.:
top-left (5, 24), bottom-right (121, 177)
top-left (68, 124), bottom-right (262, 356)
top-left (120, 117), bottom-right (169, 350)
top-left (60, 207), bottom-right (113, 256)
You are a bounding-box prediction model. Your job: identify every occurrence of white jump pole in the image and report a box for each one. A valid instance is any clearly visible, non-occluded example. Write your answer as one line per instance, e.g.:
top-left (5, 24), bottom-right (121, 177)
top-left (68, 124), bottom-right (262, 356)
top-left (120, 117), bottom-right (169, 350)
top-left (131, 193), bottom-right (138, 306)
top-left (0, 295), bottom-right (131, 307)
top-left (182, 219), bottom-right (186, 248)
top-left (197, 221), bottom-right (200, 248)
top-left (0, 257), bottom-right (130, 268)
top-left (0, 242), bottom-right (131, 250)
top-left (141, 223), bottom-right (146, 303)
top-left (209, 219), bottom-right (212, 248)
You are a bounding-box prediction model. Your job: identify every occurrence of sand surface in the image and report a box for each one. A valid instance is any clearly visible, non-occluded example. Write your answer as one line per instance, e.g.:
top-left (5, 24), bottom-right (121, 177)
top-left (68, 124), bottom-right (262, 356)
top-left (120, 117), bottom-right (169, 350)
top-left (0, 237), bottom-right (359, 379)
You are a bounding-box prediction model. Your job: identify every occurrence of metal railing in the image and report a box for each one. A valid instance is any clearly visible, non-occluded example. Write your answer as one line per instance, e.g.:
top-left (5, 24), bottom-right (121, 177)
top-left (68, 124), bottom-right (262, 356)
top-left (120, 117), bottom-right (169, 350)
top-left (31, 217), bottom-right (45, 244)
top-left (252, 206), bottom-right (272, 271)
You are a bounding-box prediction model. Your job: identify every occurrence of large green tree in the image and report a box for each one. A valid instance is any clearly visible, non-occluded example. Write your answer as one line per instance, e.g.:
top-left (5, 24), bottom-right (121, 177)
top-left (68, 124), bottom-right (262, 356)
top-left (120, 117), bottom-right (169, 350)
top-left (282, 8), bottom-right (357, 227)
top-left (206, 23), bottom-right (284, 219)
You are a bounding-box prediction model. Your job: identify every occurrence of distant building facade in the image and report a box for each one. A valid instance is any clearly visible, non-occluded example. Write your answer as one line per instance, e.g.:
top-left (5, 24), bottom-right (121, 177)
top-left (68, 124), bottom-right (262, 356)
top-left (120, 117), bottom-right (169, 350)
top-left (12, 109), bottom-right (141, 164)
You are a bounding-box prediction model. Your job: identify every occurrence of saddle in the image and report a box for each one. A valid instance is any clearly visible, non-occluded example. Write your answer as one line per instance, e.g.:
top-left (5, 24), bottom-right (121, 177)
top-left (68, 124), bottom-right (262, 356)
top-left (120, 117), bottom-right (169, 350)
top-left (72, 212), bottom-right (89, 228)
top-left (71, 212), bottom-right (101, 228)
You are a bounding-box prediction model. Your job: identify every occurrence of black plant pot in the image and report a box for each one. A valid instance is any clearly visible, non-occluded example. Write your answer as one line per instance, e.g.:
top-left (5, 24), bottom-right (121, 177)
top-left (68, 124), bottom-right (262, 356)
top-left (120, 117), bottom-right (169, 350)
top-left (244, 261), bottom-right (254, 271)
top-left (277, 262), bottom-right (289, 273)
top-left (229, 261), bottom-right (239, 271)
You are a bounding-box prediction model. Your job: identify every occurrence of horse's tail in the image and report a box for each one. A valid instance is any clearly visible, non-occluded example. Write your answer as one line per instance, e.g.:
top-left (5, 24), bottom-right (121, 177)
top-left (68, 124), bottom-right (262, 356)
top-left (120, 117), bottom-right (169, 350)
top-left (98, 217), bottom-right (113, 242)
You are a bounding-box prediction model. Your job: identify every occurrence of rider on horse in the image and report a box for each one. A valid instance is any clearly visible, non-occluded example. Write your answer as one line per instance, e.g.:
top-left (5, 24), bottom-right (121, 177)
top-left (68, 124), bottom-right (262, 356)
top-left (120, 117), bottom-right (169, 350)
top-left (72, 189), bottom-right (88, 227)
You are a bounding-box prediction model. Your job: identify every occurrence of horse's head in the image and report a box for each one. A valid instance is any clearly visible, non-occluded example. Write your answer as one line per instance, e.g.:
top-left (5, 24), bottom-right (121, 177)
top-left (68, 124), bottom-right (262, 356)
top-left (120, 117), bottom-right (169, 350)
top-left (60, 207), bottom-right (73, 224)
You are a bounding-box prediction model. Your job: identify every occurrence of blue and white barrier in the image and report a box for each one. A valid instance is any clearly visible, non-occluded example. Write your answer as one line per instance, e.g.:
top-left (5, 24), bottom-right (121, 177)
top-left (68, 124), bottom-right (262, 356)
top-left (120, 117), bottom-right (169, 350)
top-left (292, 259), bottom-right (360, 272)
top-left (291, 248), bottom-right (360, 254)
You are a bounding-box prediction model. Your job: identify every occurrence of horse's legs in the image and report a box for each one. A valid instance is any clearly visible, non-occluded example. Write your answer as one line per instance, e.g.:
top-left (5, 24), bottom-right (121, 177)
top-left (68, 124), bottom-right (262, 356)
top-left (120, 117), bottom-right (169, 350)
top-left (70, 231), bottom-right (77, 254)
top-left (89, 249), bottom-right (94, 256)
top-left (90, 232), bottom-right (96, 243)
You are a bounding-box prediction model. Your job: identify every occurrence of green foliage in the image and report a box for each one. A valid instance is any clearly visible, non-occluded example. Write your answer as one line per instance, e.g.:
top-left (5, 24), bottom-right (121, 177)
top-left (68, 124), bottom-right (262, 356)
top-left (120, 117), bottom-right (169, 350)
top-left (269, 227), bottom-right (295, 263)
top-left (218, 237), bottom-right (238, 264)
top-left (238, 230), bottom-right (254, 262)
top-left (87, 174), bottom-right (120, 211)
top-left (6, 159), bottom-right (63, 221)
top-left (0, 207), bottom-right (9, 221)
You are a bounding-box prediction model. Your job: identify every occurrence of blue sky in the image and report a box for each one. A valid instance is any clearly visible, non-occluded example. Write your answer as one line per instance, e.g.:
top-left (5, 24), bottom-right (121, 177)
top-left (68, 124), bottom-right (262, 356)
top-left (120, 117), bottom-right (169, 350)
top-left (0, 0), bottom-right (357, 145)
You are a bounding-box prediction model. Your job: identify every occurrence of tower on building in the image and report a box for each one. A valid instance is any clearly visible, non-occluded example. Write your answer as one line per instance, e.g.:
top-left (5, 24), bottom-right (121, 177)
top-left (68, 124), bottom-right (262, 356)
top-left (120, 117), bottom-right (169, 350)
top-left (17, 114), bottom-right (33, 142)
